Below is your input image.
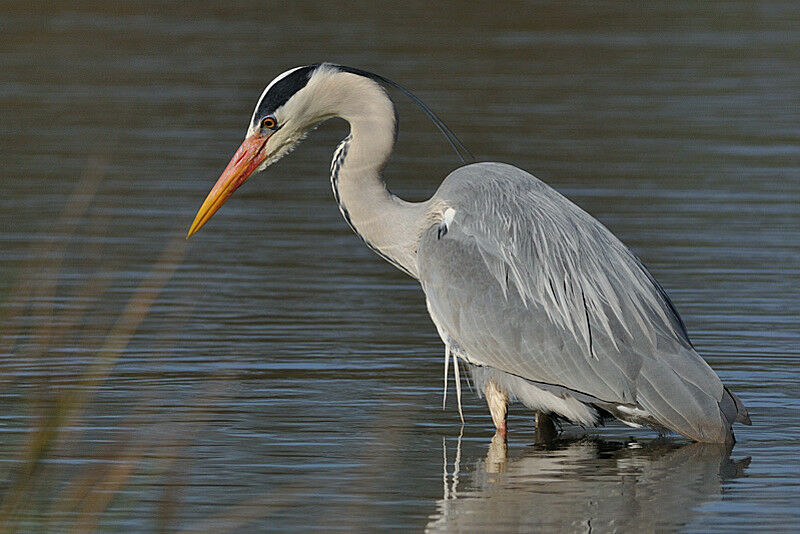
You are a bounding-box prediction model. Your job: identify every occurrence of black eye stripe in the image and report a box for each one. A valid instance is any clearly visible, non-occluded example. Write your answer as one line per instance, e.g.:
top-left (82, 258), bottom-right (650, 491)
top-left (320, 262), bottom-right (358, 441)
top-left (254, 65), bottom-right (317, 118)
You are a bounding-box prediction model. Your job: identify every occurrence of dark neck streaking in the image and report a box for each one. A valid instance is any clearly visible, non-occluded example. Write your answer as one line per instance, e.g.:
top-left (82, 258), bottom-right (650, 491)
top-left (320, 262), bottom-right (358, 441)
top-left (329, 134), bottom-right (415, 277)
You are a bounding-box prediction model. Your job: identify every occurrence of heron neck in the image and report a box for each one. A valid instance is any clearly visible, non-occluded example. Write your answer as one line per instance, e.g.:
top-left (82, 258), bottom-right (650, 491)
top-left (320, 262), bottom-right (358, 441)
top-left (330, 80), bottom-right (428, 278)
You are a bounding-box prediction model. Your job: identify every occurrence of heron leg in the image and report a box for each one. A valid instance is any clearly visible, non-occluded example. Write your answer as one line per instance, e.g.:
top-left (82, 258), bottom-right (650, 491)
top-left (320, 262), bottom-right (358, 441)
top-left (534, 411), bottom-right (558, 444)
top-left (484, 379), bottom-right (508, 436)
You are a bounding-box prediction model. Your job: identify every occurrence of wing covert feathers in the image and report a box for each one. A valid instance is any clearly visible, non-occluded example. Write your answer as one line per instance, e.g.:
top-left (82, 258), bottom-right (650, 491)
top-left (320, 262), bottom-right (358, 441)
top-left (418, 162), bottom-right (747, 442)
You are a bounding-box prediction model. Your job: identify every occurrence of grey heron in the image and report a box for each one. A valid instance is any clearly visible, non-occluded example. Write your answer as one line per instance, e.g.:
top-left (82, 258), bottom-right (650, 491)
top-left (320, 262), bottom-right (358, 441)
top-left (188, 63), bottom-right (750, 443)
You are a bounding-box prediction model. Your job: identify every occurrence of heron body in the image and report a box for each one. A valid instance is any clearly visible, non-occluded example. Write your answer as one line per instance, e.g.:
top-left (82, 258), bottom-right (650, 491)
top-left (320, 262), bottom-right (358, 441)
top-left (189, 63), bottom-right (750, 443)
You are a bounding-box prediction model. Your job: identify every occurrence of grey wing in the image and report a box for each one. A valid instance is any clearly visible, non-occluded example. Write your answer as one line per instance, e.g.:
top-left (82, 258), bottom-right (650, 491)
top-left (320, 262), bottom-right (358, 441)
top-left (418, 162), bottom-right (748, 442)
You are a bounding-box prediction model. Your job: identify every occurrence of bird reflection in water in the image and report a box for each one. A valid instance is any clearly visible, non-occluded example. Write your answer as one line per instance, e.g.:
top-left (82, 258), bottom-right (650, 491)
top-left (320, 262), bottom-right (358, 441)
top-left (430, 433), bottom-right (750, 532)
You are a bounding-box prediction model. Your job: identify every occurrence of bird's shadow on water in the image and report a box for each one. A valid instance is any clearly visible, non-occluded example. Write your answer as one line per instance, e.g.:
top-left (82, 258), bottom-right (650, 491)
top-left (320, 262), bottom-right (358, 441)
top-left (428, 431), bottom-right (750, 533)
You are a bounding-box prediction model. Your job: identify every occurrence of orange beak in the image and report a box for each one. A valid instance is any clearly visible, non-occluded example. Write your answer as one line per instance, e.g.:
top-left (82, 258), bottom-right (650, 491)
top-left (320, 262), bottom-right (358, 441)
top-left (187, 133), bottom-right (271, 238)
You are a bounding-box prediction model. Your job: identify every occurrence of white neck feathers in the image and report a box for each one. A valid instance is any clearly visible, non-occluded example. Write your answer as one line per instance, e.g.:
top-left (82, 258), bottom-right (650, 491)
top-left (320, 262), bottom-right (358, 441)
top-left (309, 68), bottom-right (428, 278)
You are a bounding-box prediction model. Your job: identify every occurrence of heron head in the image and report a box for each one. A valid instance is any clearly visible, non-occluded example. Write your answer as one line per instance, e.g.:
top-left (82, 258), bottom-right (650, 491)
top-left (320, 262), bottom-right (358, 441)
top-left (187, 64), bottom-right (338, 238)
top-left (187, 63), bottom-right (466, 238)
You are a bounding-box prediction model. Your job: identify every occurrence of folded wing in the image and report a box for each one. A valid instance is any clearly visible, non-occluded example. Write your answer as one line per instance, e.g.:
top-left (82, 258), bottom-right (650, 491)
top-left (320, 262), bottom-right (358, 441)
top-left (417, 162), bottom-right (747, 442)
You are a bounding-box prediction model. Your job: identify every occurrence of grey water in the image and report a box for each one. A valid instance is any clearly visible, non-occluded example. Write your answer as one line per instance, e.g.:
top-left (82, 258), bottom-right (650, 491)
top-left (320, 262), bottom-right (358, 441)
top-left (1, 1), bottom-right (798, 531)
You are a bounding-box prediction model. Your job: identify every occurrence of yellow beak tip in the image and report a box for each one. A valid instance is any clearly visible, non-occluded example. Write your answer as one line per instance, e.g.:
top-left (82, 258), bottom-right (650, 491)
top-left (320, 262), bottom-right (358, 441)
top-left (187, 132), bottom-right (269, 242)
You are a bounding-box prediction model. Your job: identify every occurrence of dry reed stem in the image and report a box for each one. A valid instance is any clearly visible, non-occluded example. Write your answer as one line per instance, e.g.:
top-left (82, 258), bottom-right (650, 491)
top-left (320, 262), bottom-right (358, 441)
top-left (0, 158), bottom-right (188, 528)
top-left (0, 155), bottom-right (298, 532)
top-left (0, 157), bottom-right (105, 368)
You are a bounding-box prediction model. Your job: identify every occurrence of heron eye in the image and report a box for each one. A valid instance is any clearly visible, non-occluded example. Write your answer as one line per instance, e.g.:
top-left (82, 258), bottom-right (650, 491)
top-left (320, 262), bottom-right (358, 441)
top-left (261, 116), bottom-right (278, 130)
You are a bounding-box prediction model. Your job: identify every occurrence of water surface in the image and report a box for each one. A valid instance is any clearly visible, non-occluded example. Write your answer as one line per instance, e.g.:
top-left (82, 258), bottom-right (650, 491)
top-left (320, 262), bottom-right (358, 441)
top-left (1, 1), bottom-right (798, 531)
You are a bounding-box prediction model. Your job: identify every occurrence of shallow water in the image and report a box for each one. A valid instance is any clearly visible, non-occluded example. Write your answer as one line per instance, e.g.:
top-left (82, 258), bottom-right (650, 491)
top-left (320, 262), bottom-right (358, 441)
top-left (1, 1), bottom-right (798, 531)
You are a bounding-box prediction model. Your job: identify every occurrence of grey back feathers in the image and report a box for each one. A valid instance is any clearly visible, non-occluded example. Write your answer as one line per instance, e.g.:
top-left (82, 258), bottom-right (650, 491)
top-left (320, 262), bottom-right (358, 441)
top-left (419, 162), bottom-right (749, 442)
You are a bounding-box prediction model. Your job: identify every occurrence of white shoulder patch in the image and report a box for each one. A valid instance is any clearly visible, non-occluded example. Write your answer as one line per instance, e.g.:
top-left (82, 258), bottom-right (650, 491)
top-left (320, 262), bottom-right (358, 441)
top-left (443, 207), bottom-right (456, 226)
top-left (437, 208), bottom-right (456, 240)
